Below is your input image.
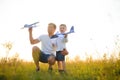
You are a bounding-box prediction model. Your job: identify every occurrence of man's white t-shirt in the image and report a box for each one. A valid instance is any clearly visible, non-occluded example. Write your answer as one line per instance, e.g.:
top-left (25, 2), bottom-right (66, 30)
top-left (56, 34), bottom-right (68, 51)
top-left (37, 34), bottom-right (57, 56)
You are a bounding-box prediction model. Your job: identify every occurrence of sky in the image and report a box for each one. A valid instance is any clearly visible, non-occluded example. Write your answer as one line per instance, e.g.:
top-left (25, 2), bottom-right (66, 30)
top-left (0, 0), bottom-right (120, 61)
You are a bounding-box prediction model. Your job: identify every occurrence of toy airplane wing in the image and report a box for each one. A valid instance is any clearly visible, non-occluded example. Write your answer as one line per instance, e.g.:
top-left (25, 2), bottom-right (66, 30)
top-left (21, 22), bottom-right (39, 29)
top-left (56, 26), bottom-right (75, 35)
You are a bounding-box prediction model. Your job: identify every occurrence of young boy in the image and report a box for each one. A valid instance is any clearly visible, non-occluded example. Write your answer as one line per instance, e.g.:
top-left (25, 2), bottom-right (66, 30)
top-left (56, 24), bottom-right (68, 73)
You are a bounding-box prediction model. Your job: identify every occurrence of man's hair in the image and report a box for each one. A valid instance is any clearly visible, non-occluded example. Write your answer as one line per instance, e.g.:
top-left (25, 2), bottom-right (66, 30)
top-left (59, 24), bottom-right (66, 28)
top-left (48, 23), bottom-right (56, 29)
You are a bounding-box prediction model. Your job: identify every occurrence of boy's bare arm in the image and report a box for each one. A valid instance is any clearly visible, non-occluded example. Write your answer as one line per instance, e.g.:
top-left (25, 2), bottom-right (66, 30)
top-left (28, 28), bottom-right (40, 45)
top-left (63, 34), bottom-right (68, 43)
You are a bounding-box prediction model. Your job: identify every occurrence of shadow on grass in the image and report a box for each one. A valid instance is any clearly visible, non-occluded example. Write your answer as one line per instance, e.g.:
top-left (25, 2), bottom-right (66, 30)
top-left (0, 74), bottom-right (7, 80)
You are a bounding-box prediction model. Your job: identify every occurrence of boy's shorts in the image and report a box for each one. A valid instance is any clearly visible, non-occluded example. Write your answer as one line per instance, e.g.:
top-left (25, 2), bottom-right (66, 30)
top-left (56, 51), bottom-right (65, 61)
top-left (39, 51), bottom-right (51, 63)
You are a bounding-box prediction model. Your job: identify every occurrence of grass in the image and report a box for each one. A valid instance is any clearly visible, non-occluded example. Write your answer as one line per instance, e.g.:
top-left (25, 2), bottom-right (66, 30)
top-left (0, 57), bottom-right (120, 80)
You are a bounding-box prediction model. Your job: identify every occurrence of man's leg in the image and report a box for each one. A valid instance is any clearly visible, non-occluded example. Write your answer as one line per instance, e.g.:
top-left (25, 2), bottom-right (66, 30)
top-left (32, 46), bottom-right (40, 71)
top-left (48, 55), bottom-right (55, 71)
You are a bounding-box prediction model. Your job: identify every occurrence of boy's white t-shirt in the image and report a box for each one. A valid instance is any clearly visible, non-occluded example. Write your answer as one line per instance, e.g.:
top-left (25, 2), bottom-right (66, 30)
top-left (56, 34), bottom-right (68, 51)
top-left (37, 34), bottom-right (57, 56)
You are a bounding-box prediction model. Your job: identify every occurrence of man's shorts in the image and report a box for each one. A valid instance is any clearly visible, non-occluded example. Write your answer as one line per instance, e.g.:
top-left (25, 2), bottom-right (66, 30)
top-left (39, 51), bottom-right (51, 63)
top-left (56, 51), bottom-right (65, 61)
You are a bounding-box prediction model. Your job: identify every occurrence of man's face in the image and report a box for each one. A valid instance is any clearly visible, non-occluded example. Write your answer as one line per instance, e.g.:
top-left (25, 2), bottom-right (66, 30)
top-left (48, 25), bottom-right (56, 34)
top-left (59, 26), bottom-right (66, 33)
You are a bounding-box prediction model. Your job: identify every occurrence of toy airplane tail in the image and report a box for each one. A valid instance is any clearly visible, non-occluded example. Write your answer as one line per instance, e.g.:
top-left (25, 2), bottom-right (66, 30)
top-left (69, 26), bottom-right (74, 33)
top-left (21, 22), bottom-right (39, 29)
top-left (65, 26), bottom-right (75, 34)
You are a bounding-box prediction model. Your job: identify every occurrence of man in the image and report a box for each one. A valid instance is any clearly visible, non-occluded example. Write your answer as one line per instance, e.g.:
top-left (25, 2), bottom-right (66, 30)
top-left (28, 23), bottom-right (57, 71)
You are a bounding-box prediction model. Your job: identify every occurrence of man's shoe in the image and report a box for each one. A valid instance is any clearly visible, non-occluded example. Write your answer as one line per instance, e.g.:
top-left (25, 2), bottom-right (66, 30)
top-left (48, 67), bottom-right (53, 72)
top-left (36, 67), bottom-right (40, 72)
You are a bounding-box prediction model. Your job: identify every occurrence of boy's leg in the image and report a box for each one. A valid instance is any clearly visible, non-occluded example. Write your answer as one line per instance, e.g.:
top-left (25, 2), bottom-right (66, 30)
top-left (57, 61), bottom-right (65, 73)
top-left (56, 51), bottom-right (65, 73)
top-left (58, 61), bottom-right (63, 70)
top-left (32, 46), bottom-right (40, 71)
top-left (62, 61), bottom-right (66, 71)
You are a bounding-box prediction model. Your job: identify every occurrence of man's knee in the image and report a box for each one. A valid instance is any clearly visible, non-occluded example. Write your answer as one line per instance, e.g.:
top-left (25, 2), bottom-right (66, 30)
top-left (32, 46), bottom-right (40, 52)
top-left (48, 55), bottom-right (56, 65)
top-left (32, 46), bottom-right (40, 59)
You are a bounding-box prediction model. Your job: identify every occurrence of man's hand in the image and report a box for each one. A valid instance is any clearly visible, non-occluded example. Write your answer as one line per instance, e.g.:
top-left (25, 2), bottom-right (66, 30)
top-left (28, 27), bottom-right (40, 45)
top-left (28, 27), bottom-right (32, 33)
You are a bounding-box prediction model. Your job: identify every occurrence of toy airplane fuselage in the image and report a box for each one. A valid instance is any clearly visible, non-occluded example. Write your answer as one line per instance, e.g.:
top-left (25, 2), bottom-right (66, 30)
top-left (21, 22), bottom-right (39, 29)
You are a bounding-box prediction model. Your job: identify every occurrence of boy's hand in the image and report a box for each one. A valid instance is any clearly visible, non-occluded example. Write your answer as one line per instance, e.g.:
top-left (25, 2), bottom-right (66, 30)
top-left (64, 34), bottom-right (68, 38)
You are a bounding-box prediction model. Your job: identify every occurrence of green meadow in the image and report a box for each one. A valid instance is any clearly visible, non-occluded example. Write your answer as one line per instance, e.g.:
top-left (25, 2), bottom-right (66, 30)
top-left (0, 55), bottom-right (120, 80)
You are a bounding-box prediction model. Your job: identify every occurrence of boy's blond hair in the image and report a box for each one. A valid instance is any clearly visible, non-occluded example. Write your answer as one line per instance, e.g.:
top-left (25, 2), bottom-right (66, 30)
top-left (48, 23), bottom-right (56, 29)
top-left (59, 24), bottom-right (66, 28)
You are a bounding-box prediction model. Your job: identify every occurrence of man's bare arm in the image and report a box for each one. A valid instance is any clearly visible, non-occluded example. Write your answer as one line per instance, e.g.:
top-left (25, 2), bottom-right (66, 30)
top-left (28, 28), bottom-right (40, 45)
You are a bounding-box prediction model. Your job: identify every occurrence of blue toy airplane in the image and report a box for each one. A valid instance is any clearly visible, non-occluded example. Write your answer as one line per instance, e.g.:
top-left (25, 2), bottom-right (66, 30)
top-left (56, 26), bottom-right (75, 35)
top-left (21, 22), bottom-right (39, 29)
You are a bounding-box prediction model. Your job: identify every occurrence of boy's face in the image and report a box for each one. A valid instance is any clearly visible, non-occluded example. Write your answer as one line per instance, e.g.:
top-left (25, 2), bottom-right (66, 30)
top-left (48, 24), bottom-right (56, 34)
top-left (59, 26), bottom-right (66, 33)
